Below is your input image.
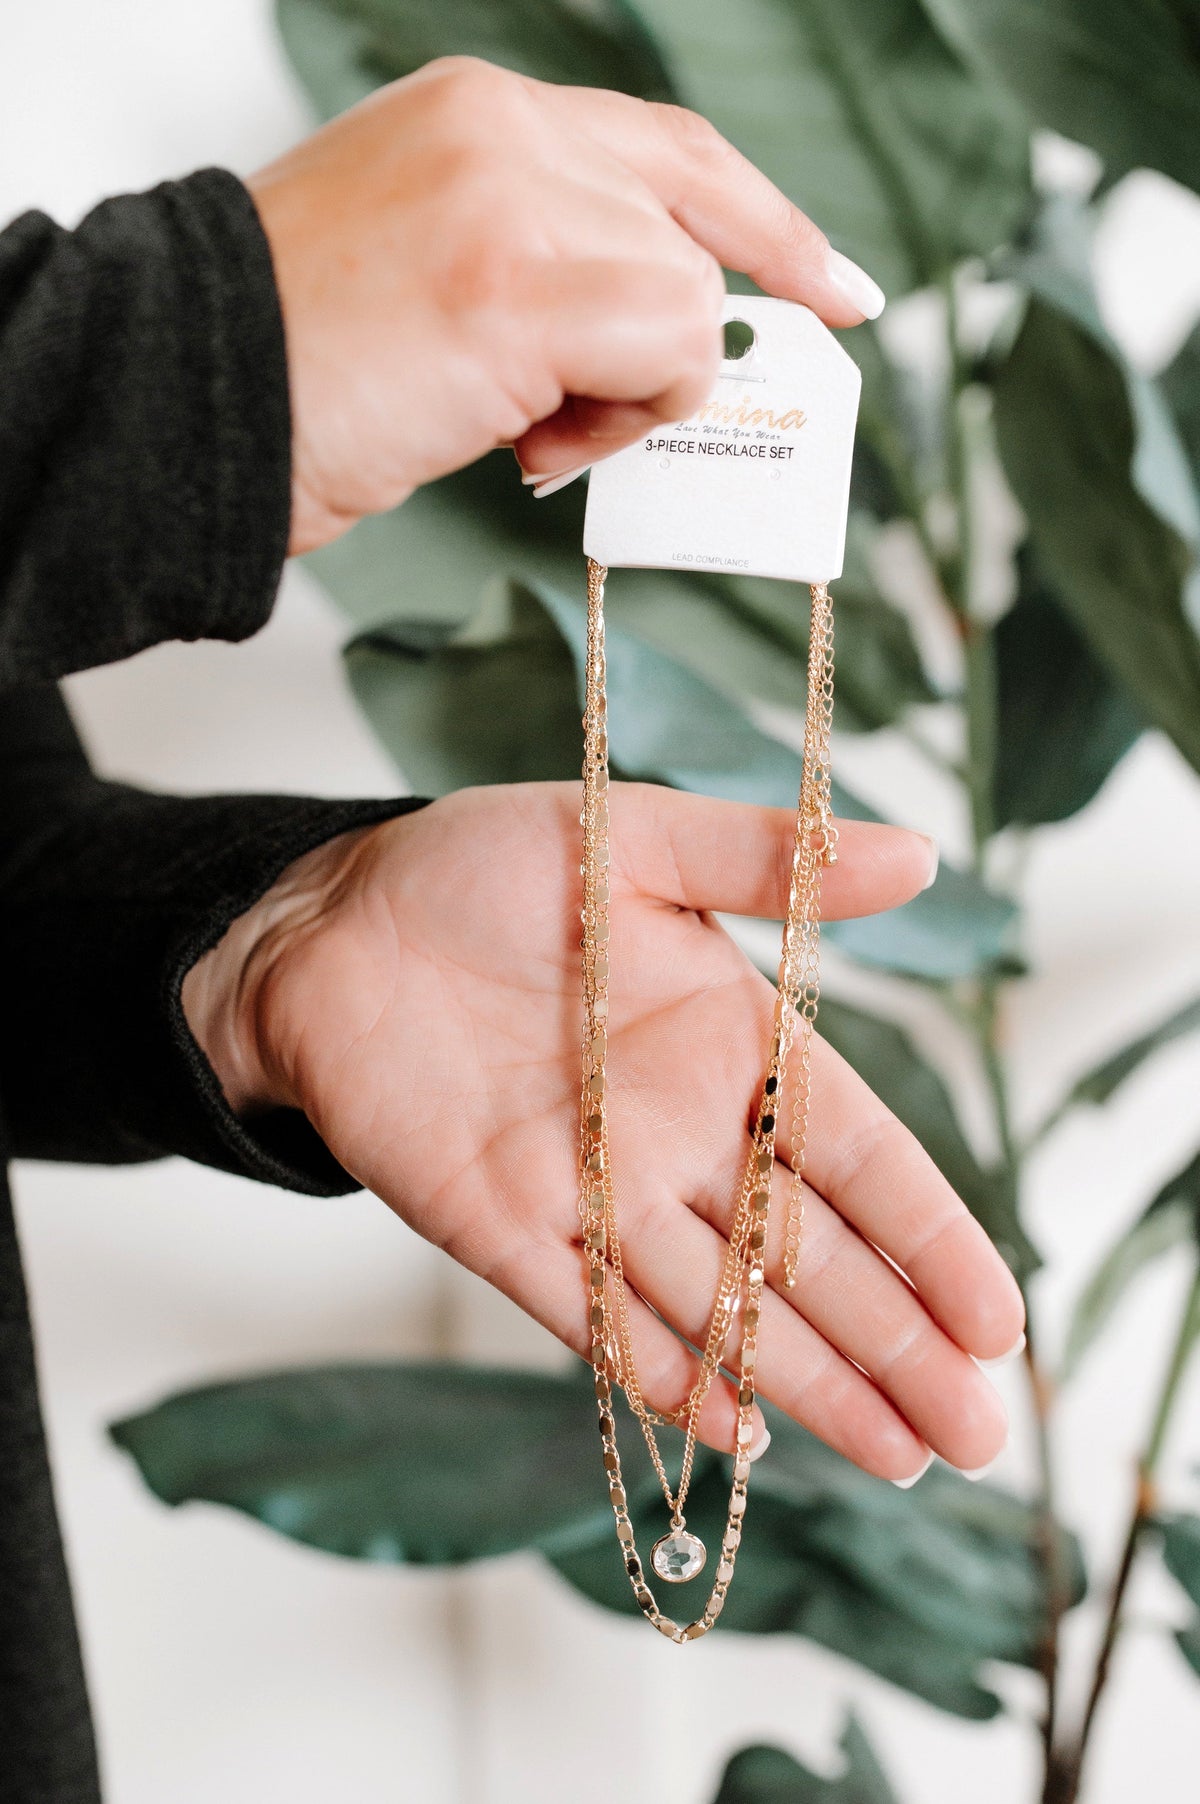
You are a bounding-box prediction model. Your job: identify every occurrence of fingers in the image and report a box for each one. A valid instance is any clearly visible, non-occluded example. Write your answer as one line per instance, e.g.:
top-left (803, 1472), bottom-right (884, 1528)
top-left (478, 1234), bottom-right (766, 1459)
top-left (615, 1178), bottom-right (932, 1481)
top-left (513, 256), bottom-right (725, 477)
top-left (535, 83), bottom-right (885, 326)
top-left (615, 783), bottom-right (938, 921)
top-left (780, 1035), bottom-right (1027, 1360)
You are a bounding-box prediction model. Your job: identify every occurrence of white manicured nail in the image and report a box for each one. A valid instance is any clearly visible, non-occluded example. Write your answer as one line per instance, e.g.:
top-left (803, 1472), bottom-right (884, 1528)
top-left (959, 1455), bottom-right (1001, 1482)
top-left (890, 1450), bottom-right (933, 1489)
top-left (827, 249), bottom-right (886, 321)
top-left (978, 1331), bottom-right (1026, 1370)
top-left (747, 1426), bottom-right (771, 1463)
top-left (529, 464), bottom-right (591, 498)
top-left (920, 835), bottom-right (939, 891)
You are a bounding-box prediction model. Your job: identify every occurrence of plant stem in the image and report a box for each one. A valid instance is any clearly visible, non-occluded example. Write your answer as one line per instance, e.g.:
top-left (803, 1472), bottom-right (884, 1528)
top-left (942, 270), bottom-right (998, 864)
top-left (1056, 1262), bottom-right (1200, 1801)
top-left (942, 268), bottom-right (1067, 1783)
top-left (942, 269), bottom-right (972, 621)
top-left (977, 972), bottom-right (1070, 1786)
top-left (962, 623), bottom-right (997, 866)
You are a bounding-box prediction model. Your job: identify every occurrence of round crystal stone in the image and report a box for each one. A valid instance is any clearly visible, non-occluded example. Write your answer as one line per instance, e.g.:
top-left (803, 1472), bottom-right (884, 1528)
top-left (651, 1528), bottom-right (706, 1583)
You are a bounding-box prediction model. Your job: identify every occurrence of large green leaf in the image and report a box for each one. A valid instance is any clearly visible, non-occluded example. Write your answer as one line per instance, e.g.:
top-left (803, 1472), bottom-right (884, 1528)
top-left (346, 584), bottom-right (582, 791)
top-left (549, 1400), bottom-right (1079, 1717)
top-left (1163, 323), bottom-right (1200, 494)
top-left (635, 0), bottom-right (1033, 298)
top-left (344, 574), bottom-right (1019, 982)
top-left (993, 547), bottom-right (1145, 828)
top-left (1062, 1149), bottom-right (1200, 1378)
top-left (924, 0), bottom-right (1200, 196)
top-left (1160, 1513), bottom-right (1200, 1679)
top-left (823, 858), bottom-right (1020, 991)
top-left (110, 1362), bottom-right (616, 1562)
top-left (306, 452), bottom-right (583, 634)
top-left (712, 1717), bottom-right (897, 1804)
top-left (276, 0), bottom-right (678, 121)
top-left (816, 998), bottom-right (1038, 1277)
top-left (1039, 993), bottom-right (1200, 1136)
top-left (112, 1363), bottom-right (1081, 1719)
top-left (993, 299), bottom-right (1200, 778)
top-left (843, 319), bottom-right (944, 523)
top-left (998, 197), bottom-right (1200, 562)
top-left (1162, 1513), bottom-right (1200, 1606)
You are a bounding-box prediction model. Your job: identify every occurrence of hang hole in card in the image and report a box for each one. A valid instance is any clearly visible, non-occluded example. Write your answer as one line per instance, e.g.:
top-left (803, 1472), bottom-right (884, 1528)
top-left (583, 296), bottom-right (861, 586)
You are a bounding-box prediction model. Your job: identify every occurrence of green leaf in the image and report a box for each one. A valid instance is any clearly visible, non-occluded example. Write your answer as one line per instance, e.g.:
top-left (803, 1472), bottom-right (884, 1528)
top-left (109, 1362), bottom-right (620, 1563)
top-left (1163, 323), bottom-right (1200, 493)
top-left (307, 451), bottom-right (585, 635)
top-left (1176, 1619), bottom-right (1200, 1679)
top-left (1053, 994), bottom-right (1200, 1120)
top-left (844, 321), bottom-right (943, 523)
top-left (923, 0), bottom-right (1200, 195)
top-left (635, 0), bottom-right (1033, 298)
top-left (276, 0), bottom-right (678, 121)
top-left (343, 574), bottom-right (1019, 982)
top-left (1062, 1149), bottom-right (1200, 1377)
top-left (1162, 1513), bottom-right (1200, 1605)
top-left (993, 547), bottom-right (1145, 828)
top-left (346, 584), bottom-right (582, 791)
top-left (823, 856), bottom-right (1021, 990)
top-left (112, 1364), bottom-right (1081, 1721)
top-left (712, 1716), bottom-right (897, 1804)
top-left (1160, 1513), bottom-right (1200, 1678)
top-left (992, 298), bottom-right (1200, 778)
top-left (549, 1402), bottom-right (1080, 1717)
top-left (999, 197), bottom-right (1200, 561)
top-left (816, 998), bottom-right (1039, 1278)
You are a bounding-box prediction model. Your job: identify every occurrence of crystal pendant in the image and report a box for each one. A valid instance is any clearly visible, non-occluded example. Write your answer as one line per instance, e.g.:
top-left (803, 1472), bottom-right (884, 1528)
top-left (651, 1528), bottom-right (706, 1583)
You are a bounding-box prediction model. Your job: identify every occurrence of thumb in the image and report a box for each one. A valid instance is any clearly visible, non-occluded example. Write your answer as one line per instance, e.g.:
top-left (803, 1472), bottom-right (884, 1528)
top-left (615, 784), bottom-right (938, 919)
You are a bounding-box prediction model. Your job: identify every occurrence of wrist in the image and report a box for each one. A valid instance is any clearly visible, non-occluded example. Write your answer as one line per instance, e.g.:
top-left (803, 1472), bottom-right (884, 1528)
top-left (181, 826), bottom-right (377, 1117)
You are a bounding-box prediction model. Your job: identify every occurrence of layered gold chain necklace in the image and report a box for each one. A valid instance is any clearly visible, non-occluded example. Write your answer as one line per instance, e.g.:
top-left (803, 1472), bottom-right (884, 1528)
top-left (578, 555), bottom-right (837, 1642)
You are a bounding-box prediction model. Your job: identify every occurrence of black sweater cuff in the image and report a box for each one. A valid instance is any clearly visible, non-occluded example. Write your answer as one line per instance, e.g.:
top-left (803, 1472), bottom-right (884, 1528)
top-left (0, 769), bottom-right (428, 1193)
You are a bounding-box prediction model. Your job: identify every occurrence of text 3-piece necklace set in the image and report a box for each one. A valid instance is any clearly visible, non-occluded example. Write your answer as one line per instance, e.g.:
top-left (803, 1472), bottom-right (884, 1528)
top-left (577, 555), bottom-right (837, 1643)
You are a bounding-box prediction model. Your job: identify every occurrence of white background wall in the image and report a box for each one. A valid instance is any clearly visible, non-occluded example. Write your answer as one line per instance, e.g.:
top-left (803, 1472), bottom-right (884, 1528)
top-left (2, 6), bottom-right (1199, 1801)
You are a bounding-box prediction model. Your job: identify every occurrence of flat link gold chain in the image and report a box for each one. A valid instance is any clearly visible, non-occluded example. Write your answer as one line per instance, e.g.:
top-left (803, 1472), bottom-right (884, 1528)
top-left (579, 556), bottom-right (834, 1641)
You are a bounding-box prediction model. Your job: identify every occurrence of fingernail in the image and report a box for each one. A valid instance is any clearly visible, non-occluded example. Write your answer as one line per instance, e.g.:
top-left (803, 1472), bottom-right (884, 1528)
top-left (747, 1426), bottom-right (771, 1463)
top-left (959, 1455), bottom-right (1001, 1482)
top-left (827, 249), bottom-right (886, 321)
top-left (919, 834), bottom-right (939, 891)
top-left (977, 1331), bottom-right (1026, 1370)
top-left (890, 1450), bottom-right (933, 1489)
top-left (528, 464), bottom-right (591, 498)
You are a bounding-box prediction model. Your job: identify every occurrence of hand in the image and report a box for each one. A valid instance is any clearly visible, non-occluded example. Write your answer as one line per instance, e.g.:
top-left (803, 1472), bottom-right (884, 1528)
top-left (183, 783), bottom-right (1024, 1484)
top-left (247, 57), bottom-right (886, 554)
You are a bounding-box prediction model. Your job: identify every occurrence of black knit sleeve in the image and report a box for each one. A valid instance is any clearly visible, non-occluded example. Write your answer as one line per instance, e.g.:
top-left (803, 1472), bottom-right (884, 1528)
top-left (0, 683), bottom-right (425, 1191)
top-left (0, 168), bottom-right (291, 683)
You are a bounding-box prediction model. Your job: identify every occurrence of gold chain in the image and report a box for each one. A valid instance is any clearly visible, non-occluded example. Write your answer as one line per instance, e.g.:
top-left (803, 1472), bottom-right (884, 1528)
top-left (578, 557), bottom-right (836, 1642)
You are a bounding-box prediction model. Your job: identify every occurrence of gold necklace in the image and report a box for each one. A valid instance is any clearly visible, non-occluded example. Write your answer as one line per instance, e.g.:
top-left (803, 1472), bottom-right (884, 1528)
top-left (578, 556), bottom-right (837, 1641)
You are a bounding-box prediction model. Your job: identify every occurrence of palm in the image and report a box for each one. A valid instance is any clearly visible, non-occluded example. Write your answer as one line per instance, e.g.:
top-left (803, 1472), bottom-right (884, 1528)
top-left (269, 782), bottom-right (1023, 1483)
